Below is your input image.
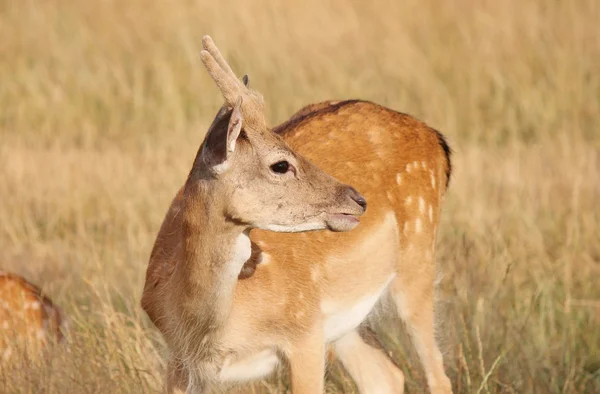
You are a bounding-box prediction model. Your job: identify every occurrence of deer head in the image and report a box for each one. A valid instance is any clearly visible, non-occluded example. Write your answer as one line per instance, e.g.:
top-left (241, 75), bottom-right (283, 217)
top-left (186, 36), bottom-right (366, 233)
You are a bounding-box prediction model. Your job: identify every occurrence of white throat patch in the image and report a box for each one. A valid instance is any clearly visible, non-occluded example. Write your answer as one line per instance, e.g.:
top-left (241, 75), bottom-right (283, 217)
top-left (225, 231), bottom-right (252, 278)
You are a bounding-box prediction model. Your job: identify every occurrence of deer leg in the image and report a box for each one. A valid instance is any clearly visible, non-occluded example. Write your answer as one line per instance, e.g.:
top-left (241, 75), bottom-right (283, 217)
top-left (333, 327), bottom-right (405, 394)
top-left (165, 358), bottom-right (192, 394)
top-left (390, 248), bottom-right (452, 394)
top-left (286, 330), bottom-right (326, 394)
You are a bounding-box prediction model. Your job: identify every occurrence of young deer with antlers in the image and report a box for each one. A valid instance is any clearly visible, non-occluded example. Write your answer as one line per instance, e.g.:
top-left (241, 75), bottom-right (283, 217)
top-left (142, 36), bottom-right (453, 394)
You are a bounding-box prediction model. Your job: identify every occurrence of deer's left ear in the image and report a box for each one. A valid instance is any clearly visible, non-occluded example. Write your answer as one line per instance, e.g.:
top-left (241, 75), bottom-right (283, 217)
top-left (226, 97), bottom-right (243, 154)
top-left (200, 97), bottom-right (244, 172)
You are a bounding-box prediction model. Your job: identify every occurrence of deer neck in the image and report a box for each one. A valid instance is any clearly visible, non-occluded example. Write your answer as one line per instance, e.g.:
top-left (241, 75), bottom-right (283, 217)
top-left (174, 177), bottom-right (250, 325)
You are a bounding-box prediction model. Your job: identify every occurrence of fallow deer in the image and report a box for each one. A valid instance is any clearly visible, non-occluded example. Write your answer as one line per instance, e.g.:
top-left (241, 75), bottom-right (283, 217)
top-left (141, 36), bottom-right (453, 394)
top-left (0, 271), bottom-right (69, 362)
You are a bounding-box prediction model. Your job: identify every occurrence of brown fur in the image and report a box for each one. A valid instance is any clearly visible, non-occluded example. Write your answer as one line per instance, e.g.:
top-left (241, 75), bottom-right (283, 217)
top-left (141, 37), bottom-right (452, 394)
top-left (0, 271), bottom-right (69, 362)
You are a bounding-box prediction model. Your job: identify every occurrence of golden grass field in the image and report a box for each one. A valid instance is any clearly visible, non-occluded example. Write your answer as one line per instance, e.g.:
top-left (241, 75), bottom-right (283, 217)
top-left (1, 0), bottom-right (599, 392)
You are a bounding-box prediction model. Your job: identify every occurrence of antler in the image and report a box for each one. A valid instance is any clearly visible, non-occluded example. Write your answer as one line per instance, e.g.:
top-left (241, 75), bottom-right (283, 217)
top-left (200, 35), bottom-right (266, 128)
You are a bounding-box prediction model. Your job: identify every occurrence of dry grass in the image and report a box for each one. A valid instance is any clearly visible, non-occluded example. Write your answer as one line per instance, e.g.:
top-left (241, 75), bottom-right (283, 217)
top-left (1, 0), bottom-right (599, 392)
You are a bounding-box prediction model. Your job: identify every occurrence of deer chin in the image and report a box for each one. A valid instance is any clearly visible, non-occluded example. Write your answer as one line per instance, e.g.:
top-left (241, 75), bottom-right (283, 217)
top-left (257, 221), bottom-right (327, 233)
top-left (325, 213), bottom-right (360, 232)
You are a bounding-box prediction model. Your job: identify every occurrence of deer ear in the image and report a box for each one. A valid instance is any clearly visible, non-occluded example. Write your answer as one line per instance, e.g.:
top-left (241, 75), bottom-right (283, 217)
top-left (226, 96), bottom-right (243, 153)
top-left (200, 97), bottom-right (244, 172)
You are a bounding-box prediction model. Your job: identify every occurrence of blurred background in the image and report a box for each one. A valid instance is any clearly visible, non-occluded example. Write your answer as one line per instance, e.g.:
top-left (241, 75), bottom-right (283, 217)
top-left (1, 0), bottom-right (599, 392)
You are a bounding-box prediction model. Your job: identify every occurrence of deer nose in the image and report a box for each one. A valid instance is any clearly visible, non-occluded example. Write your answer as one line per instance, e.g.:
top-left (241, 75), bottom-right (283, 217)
top-left (348, 187), bottom-right (367, 212)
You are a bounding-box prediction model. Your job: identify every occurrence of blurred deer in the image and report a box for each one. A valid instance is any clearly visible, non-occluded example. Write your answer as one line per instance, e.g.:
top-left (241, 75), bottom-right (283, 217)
top-left (142, 36), bottom-right (453, 394)
top-left (0, 271), bottom-right (69, 362)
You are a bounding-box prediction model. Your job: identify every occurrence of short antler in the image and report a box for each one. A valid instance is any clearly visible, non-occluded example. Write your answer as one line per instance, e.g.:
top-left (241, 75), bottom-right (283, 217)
top-left (200, 35), bottom-right (266, 128)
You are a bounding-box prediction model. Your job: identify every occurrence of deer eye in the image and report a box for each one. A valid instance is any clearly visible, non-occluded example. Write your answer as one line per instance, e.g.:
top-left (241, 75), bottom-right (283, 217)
top-left (270, 161), bottom-right (290, 174)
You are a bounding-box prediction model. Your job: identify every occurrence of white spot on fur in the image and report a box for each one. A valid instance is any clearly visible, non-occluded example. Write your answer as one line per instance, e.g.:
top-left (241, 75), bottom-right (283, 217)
top-left (310, 265), bottom-right (321, 282)
top-left (368, 129), bottom-right (382, 144)
top-left (405, 196), bottom-right (413, 206)
top-left (1, 322), bottom-right (8, 329)
top-left (219, 349), bottom-right (280, 382)
top-left (31, 301), bottom-right (40, 310)
top-left (415, 218), bottom-right (423, 233)
top-left (429, 205), bottom-right (434, 222)
top-left (396, 173), bottom-right (402, 185)
top-left (419, 197), bottom-right (426, 214)
top-left (368, 130), bottom-right (386, 159)
top-left (260, 253), bottom-right (270, 266)
top-left (36, 329), bottom-right (45, 339)
top-left (322, 275), bottom-right (395, 341)
top-left (390, 211), bottom-right (400, 238)
top-left (430, 170), bottom-right (436, 189)
top-left (413, 161), bottom-right (420, 169)
top-left (421, 161), bottom-right (427, 169)
top-left (406, 163), bottom-right (412, 173)
top-left (386, 191), bottom-right (394, 201)
top-left (278, 296), bottom-right (288, 306)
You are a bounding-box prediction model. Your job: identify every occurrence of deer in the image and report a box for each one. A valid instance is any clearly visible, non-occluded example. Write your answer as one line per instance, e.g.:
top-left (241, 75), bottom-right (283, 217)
top-left (141, 36), bottom-right (453, 394)
top-left (0, 271), bottom-right (69, 362)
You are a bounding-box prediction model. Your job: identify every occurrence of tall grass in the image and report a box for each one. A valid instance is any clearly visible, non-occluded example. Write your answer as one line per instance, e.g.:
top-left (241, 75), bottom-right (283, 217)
top-left (0, 0), bottom-right (598, 392)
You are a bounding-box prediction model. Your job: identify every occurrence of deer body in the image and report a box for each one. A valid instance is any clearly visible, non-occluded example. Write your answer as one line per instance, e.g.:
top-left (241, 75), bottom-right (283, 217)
top-left (142, 37), bottom-right (452, 394)
top-left (0, 271), bottom-right (69, 362)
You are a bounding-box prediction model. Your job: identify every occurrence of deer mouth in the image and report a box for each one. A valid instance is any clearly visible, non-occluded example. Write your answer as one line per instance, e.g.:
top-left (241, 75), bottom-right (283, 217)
top-left (325, 213), bottom-right (361, 232)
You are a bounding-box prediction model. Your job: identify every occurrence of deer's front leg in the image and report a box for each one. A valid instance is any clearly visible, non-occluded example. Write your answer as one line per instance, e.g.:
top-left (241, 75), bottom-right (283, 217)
top-left (287, 329), bottom-right (326, 394)
top-left (165, 357), bottom-right (188, 394)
